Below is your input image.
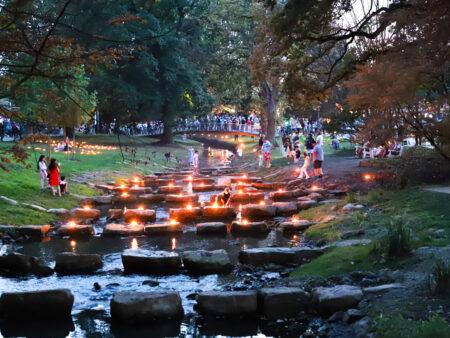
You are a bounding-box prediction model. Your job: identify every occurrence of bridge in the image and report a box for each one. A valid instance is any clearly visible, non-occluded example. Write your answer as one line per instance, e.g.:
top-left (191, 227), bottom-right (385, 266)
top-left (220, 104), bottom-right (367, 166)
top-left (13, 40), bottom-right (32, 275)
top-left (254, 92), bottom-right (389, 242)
top-left (130, 123), bottom-right (261, 138)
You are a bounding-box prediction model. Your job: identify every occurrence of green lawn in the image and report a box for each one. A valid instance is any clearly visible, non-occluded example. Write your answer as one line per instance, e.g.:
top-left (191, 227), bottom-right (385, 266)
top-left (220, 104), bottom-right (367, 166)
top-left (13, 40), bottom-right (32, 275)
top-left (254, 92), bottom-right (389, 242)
top-left (0, 135), bottom-right (201, 225)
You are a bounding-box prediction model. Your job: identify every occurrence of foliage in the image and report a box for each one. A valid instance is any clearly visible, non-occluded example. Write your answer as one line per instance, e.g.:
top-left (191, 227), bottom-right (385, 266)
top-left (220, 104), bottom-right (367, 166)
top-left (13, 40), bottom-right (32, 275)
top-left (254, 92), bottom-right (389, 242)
top-left (372, 217), bottom-right (412, 258)
top-left (374, 314), bottom-right (450, 338)
top-left (428, 259), bottom-right (450, 296)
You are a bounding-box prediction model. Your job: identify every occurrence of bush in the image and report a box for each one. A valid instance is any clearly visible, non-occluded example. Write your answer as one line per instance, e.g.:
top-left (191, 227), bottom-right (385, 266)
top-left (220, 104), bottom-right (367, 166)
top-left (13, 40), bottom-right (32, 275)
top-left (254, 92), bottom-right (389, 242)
top-left (345, 191), bottom-right (358, 203)
top-left (367, 188), bottom-right (386, 204)
top-left (372, 218), bottom-right (412, 258)
top-left (428, 259), bottom-right (450, 296)
top-left (374, 314), bottom-right (450, 338)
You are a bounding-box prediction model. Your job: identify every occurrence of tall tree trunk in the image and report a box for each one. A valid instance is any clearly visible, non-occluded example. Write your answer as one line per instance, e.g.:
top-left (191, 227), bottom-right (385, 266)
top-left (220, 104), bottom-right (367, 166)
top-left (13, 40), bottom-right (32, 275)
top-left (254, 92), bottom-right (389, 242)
top-left (160, 101), bottom-right (174, 144)
top-left (64, 127), bottom-right (74, 138)
top-left (260, 81), bottom-right (279, 145)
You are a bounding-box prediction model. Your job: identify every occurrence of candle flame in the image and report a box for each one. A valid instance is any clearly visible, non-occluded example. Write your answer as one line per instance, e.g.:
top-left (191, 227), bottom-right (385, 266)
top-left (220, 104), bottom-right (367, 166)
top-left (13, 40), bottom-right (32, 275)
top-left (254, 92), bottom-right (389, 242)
top-left (138, 205), bottom-right (144, 210)
top-left (121, 192), bottom-right (129, 197)
top-left (259, 200), bottom-right (265, 206)
top-left (278, 188), bottom-right (284, 192)
top-left (129, 220), bottom-right (138, 226)
top-left (168, 183), bottom-right (174, 187)
top-left (364, 174), bottom-right (373, 181)
top-left (238, 189), bottom-right (243, 194)
top-left (242, 219), bottom-right (249, 225)
top-left (311, 185), bottom-right (319, 191)
top-left (67, 221), bottom-right (76, 228)
top-left (70, 240), bottom-right (76, 249)
top-left (169, 219), bottom-right (178, 225)
top-left (83, 205), bottom-right (91, 210)
top-left (187, 175), bottom-right (192, 181)
top-left (186, 204), bottom-right (192, 210)
top-left (291, 215), bottom-right (299, 222)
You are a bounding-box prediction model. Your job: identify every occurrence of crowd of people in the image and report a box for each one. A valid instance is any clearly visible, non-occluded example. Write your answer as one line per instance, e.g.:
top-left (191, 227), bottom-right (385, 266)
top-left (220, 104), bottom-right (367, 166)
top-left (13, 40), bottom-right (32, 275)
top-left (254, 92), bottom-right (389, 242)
top-left (0, 116), bottom-right (21, 141)
top-left (37, 155), bottom-right (68, 197)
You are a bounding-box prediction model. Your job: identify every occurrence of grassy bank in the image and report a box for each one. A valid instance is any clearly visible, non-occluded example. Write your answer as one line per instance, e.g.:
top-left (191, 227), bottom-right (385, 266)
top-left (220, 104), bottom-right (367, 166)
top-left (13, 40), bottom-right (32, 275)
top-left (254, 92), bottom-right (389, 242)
top-left (291, 187), bottom-right (450, 278)
top-left (0, 135), bottom-right (201, 225)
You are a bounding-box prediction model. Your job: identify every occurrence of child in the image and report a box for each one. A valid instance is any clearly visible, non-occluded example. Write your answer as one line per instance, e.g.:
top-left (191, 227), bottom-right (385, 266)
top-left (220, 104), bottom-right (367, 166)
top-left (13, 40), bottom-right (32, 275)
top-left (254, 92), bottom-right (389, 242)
top-left (47, 158), bottom-right (61, 197)
top-left (216, 186), bottom-right (232, 206)
top-left (298, 152), bottom-right (310, 179)
top-left (60, 176), bottom-right (69, 194)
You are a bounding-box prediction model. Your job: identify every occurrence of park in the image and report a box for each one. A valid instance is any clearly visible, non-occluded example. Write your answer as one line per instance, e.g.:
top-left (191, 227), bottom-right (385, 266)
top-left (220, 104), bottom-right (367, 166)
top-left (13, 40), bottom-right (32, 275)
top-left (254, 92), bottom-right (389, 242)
top-left (0, 0), bottom-right (449, 337)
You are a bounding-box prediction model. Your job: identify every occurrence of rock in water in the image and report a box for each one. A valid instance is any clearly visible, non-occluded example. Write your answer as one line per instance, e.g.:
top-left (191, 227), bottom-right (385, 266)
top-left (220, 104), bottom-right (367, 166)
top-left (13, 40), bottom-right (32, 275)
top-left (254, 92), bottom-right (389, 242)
top-left (182, 250), bottom-right (232, 274)
top-left (110, 291), bottom-right (183, 324)
top-left (55, 252), bottom-right (103, 275)
top-left (122, 249), bottom-right (181, 275)
top-left (312, 285), bottom-right (363, 314)
top-left (258, 287), bottom-right (310, 319)
top-left (197, 291), bottom-right (258, 316)
top-left (0, 289), bottom-right (74, 319)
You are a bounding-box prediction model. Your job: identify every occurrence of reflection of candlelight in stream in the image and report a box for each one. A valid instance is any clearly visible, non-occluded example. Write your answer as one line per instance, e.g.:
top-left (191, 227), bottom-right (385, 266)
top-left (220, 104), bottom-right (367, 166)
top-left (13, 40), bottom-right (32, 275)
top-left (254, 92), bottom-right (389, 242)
top-left (70, 240), bottom-right (76, 252)
top-left (292, 234), bottom-right (299, 241)
top-left (131, 238), bottom-right (139, 250)
top-left (171, 237), bottom-right (177, 250)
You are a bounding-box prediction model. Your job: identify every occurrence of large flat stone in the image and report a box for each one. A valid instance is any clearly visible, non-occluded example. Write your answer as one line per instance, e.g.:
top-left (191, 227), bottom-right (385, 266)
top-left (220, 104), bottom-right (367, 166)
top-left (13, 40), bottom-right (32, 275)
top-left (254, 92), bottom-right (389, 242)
top-left (112, 194), bottom-right (137, 204)
top-left (297, 200), bottom-right (318, 210)
top-left (128, 186), bottom-right (153, 195)
top-left (239, 247), bottom-right (323, 266)
top-left (169, 207), bottom-right (202, 222)
top-left (279, 220), bottom-right (315, 232)
top-left (107, 209), bottom-right (123, 220)
top-left (158, 186), bottom-right (184, 194)
top-left (111, 291), bottom-right (183, 324)
top-left (0, 252), bottom-right (53, 277)
top-left (258, 287), bottom-right (310, 319)
top-left (55, 252), bottom-right (102, 275)
top-left (0, 289), bottom-right (74, 319)
top-left (17, 225), bottom-right (51, 239)
top-left (231, 221), bottom-right (269, 234)
top-left (197, 291), bottom-right (258, 316)
top-left (144, 222), bottom-right (183, 235)
top-left (202, 206), bottom-right (236, 220)
top-left (312, 285), bottom-right (363, 314)
top-left (103, 223), bottom-right (145, 236)
top-left (196, 222), bottom-right (227, 235)
top-left (123, 209), bottom-right (156, 222)
top-left (273, 202), bottom-right (299, 216)
top-left (70, 208), bottom-right (101, 220)
top-left (139, 194), bottom-right (165, 203)
top-left (165, 194), bottom-right (199, 204)
top-left (122, 249), bottom-right (181, 274)
top-left (232, 192), bottom-right (265, 204)
top-left (241, 205), bottom-right (276, 220)
top-left (182, 250), bottom-right (232, 274)
top-left (57, 223), bottom-right (95, 238)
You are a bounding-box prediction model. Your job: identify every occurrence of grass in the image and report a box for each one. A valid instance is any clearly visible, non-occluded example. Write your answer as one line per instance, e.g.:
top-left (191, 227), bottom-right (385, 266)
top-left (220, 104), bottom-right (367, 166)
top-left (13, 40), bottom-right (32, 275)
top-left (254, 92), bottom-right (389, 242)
top-left (0, 134), bottom-right (201, 225)
top-left (373, 314), bottom-right (450, 338)
top-left (291, 245), bottom-right (374, 277)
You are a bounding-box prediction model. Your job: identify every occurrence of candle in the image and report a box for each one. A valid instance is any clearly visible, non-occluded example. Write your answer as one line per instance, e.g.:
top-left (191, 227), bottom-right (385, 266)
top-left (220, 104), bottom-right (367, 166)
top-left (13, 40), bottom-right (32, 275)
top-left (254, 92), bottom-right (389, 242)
top-left (83, 205), bottom-right (91, 210)
top-left (138, 205), bottom-right (144, 210)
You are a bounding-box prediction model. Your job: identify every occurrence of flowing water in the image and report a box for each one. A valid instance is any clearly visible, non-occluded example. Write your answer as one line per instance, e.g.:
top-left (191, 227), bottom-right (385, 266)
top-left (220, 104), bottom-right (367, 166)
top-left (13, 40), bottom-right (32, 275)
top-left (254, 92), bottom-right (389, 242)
top-left (0, 148), bottom-right (322, 337)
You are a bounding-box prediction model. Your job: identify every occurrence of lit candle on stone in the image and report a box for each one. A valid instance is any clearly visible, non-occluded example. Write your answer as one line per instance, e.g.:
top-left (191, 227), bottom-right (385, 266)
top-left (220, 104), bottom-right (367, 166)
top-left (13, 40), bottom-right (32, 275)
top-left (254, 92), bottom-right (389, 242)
top-left (138, 205), bottom-right (144, 210)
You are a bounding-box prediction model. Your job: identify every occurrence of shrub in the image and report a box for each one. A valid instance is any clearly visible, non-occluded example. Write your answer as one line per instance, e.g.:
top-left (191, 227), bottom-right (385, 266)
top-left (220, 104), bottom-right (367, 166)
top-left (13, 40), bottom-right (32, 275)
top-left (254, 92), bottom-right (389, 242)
top-left (367, 188), bottom-right (386, 204)
top-left (372, 218), bottom-right (412, 258)
top-left (345, 191), bottom-right (358, 203)
top-left (428, 259), bottom-right (450, 296)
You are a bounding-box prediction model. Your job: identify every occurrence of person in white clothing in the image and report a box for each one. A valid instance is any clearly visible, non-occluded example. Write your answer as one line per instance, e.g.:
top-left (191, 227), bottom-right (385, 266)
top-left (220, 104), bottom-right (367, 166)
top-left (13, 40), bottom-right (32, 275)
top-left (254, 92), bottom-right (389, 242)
top-left (298, 152), bottom-right (310, 179)
top-left (192, 150), bottom-right (199, 176)
top-left (316, 131), bottom-right (323, 145)
top-left (37, 154), bottom-right (47, 191)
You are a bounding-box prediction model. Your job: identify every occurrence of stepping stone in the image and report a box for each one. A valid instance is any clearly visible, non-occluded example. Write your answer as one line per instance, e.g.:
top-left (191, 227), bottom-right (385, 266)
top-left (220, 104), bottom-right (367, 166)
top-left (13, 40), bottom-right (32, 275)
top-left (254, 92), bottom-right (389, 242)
top-left (128, 186), bottom-right (153, 195)
top-left (123, 209), bottom-right (156, 222)
top-left (273, 202), bottom-right (299, 216)
top-left (232, 192), bottom-right (265, 204)
top-left (47, 208), bottom-right (70, 215)
top-left (269, 190), bottom-right (295, 201)
top-left (165, 194), bottom-right (199, 204)
top-left (196, 222), bottom-right (227, 235)
top-left (279, 220), bottom-right (315, 232)
top-left (144, 222), bottom-right (183, 235)
top-left (107, 209), bottom-right (123, 220)
top-left (154, 179), bottom-right (176, 187)
top-left (112, 194), bottom-right (137, 204)
top-left (55, 252), bottom-right (102, 275)
top-left (122, 249), bottom-right (181, 274)
top-left (230, 221), bottom-right (269, 234)
top-left (306, 192), bottom-right (324, 201)
top-left (308, 187), bottom-right (326, 194)
top-left (230, 177), bottom-right (260, 183)
top-left (139, 193), bottom-right (165, 203)
top-left (183, 177), bottom-right (215, 185)
top-left (57, 223), bottom-right (95, 238)
top-left (251, 182), bottom-right (274, 190)
top-left (363, 283), bottom-right (403, 294)
top-left (158, 185), bottom-right (184, 194)
top-left (241, 204), bottom-right (276, 220)
top-left (0, 289), bottom-right (74, 319)
top-left (111, 291), bottom-right (183, 324)
top-left (297, 200), bottom-right (317, 210)
top-left (85, 195), bottom-right (114, 205)
top-left (319, 199), bottom-right (341, 205)
top-left (169, 207), bottom-right (202, 222)
top-left (197, 291), bottom-right (258, 316)
top-left (17, 225), bottom-right (51, 239)
top-left (239, 247), bottom-right (323, 266)
top-left (103, 223), bottom-right (144, 236)
top-left (0, 252), bottom-right (53, 277)
top-left (182, 249), bottom-right (232, 274)
top-left (258, 287), bottom-right (310, 319)
top-left (312, 285), bottom-right (363, 314)
top-left (192, 184), bottom-right (225, 192)
top-left (202, 206), bottom-right (236, 220)
top-left (70, 207), bottom-right (100, 220)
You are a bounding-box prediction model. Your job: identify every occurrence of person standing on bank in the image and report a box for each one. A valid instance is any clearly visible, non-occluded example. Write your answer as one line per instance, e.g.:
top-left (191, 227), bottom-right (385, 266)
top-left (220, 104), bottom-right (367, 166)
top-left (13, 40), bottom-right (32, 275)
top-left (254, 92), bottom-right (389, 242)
top-left (312, 142), bottom-right (324, 178)
top-left (47, 158), bottom-right (62, 196)
top-left (37, 155), bottom-right (48, 192)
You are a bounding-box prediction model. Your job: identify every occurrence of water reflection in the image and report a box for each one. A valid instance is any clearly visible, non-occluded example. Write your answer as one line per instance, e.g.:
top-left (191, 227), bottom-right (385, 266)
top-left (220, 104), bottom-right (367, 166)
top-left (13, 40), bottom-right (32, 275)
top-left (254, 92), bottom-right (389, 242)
top-left (171, 237), bottom-right (177, 251)
top-left (131, 238), bottom-right (138, 250)
top-left (70, 240), bottom-right (76, 253)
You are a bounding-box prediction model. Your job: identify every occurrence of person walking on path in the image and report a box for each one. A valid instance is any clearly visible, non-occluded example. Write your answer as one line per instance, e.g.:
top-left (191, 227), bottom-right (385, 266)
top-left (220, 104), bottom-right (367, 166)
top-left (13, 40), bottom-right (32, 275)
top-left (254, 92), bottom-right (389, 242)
top-left (298, 152), bottom-right (310, 179)
top-left (37, 155), bottom-right (48, 192)
top-left (305, 133), bottom-right (315, 155)
top-left (192, 150), bottom-right (199, 176)
top-left (312, 142), bottom-right (324, 177)
top-left (47, 158), bottom-right (62, 196)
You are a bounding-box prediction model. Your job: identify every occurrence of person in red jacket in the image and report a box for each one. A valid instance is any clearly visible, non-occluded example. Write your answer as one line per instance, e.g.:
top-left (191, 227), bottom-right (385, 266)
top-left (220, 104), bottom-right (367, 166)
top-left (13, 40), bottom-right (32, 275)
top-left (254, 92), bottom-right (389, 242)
top-left (47, 158), bottom-right (61, 197)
